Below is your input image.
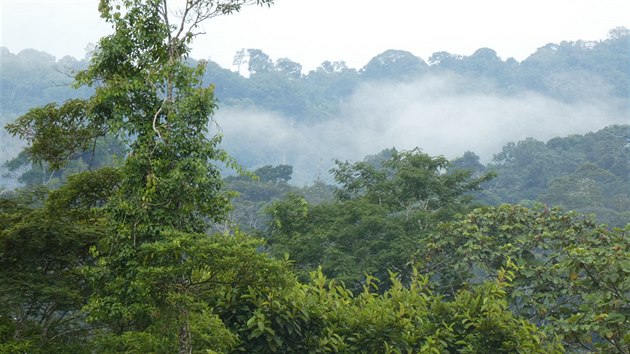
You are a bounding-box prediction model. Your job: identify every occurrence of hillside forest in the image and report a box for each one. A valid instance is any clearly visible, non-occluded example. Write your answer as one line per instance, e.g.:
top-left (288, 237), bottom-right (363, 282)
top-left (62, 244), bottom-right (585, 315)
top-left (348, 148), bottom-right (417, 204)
top-left (1, 1), bottom-right (629, 353)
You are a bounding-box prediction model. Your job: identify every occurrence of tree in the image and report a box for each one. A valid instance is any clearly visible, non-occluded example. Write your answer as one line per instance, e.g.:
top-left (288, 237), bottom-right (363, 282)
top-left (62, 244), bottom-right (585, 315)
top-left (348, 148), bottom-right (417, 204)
top-left (428, 51), bottom-right (463, 67)
top-left (360, 49), bottom-right (428, 81)
top-left (423, 204), bottom-right (630, 353)
top-left (247, 48), bottom-right (274, 74)
top-left (266, 149), bottom-right (494, 289)
top-left (449, 151), bottom-right (486, 178)
top-left (6, 0), bottom-right (276, 353)
top-left (0, 168), bottom-right (120, 353)
top-left (222, 165), bottom-right (297, 232)
top-left (2, 135), bottom-right (126, 189)
top-left (232, 48), bottom-right (247, 74)
top-left (254, 164), bottom-right (293, 183)
top-left (333, 149), bottom-right (494, 222)
top-left (275, 58), bottom-right (302, 80)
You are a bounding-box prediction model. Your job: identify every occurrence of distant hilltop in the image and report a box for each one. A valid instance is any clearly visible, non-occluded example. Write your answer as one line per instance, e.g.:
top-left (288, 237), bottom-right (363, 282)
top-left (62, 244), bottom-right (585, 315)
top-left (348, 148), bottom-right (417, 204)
top-left (2, 26), bottom-right (628, 119)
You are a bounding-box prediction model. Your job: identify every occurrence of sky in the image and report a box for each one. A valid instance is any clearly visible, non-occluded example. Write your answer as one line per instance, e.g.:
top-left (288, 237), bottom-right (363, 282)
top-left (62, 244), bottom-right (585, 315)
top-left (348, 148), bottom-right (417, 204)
top-left (1, 0), bottom-right (629, 72)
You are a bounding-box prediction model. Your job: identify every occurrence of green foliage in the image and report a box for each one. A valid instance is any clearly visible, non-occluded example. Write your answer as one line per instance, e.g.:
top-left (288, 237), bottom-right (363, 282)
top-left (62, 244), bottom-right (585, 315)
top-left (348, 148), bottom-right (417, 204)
top-left (2, 2), bottom-right (627, 353)
top-left (3, 135), bottom-right (126, 188)
top-left (0, 168), bottom-right (120, 352)
top-left (334, 148), bottom-right (494, 209)
top-left (5, 27), bottom-right (626, 137)
top-left (217, 268), bottom-right (561, 353)
top-left (266, 149), bottom-right (494, 290)
top-left (85, 231), bottom-right (291, 353)
top-left (5, 1), bottom-right (278, 352)
top-left (222, 165), bottom-right (298, 231)
top-left (5, 99), bottom-right (106, 170)
top-left (254, 164), bottom-right (293, 183)
top-left (481, 125), bottom-right (630, 226)
top-left (222, 165), bottom-right (335, 232)
top-left (520, 30), bottom-right (630, 100)
top-left (424, 204), bottom-right (630, 352)
top-left (75, 2), bottom-right (276, 352)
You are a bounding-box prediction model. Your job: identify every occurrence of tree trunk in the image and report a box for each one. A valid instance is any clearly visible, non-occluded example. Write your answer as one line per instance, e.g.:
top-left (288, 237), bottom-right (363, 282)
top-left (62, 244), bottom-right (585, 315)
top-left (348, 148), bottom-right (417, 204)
top-left (178, 307), bottom-right (191, 354)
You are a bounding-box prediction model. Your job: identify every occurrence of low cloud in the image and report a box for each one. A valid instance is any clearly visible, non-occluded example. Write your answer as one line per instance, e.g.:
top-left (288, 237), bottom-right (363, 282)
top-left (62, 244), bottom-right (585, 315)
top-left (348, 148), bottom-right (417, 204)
top-left (216, 74), bottom-right (628, 184)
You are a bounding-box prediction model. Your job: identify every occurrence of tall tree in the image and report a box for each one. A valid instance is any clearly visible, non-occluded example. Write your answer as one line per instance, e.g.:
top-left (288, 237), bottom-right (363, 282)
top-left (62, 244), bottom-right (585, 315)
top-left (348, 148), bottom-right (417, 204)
top-left (266, 149), bottom-right (495, 289)
top-left (7, 1), bottom-right (276, 353)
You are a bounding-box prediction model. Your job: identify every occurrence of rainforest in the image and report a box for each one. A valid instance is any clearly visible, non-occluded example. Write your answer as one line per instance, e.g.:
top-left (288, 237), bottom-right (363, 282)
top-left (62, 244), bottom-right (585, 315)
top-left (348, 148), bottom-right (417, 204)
top-left (1, 1), bottom-right (629, 353)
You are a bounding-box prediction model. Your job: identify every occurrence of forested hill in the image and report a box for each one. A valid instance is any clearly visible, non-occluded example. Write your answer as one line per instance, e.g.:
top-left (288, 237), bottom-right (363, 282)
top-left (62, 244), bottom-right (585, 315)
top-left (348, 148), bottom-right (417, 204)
top-left (459, 124), bottom-right (630, 226)
top-left (2, 28), bottom-right (628, 190)
top-left (1, 27), bottom-right (628, 118)
top-left (2, 28), bottom-right (628, 183)
top-left (205, 29), bottom-right (629, 120)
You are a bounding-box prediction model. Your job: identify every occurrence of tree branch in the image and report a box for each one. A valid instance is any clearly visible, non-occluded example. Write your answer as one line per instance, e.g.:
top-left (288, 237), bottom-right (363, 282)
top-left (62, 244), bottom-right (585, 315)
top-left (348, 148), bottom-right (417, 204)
top-left (153, 98), bottom-right (167, 141)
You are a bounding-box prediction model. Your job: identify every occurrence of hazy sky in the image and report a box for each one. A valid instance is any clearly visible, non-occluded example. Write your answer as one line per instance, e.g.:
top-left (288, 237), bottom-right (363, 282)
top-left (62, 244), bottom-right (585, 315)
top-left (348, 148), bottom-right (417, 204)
top-left (1, 0), bottom-right (629, 71)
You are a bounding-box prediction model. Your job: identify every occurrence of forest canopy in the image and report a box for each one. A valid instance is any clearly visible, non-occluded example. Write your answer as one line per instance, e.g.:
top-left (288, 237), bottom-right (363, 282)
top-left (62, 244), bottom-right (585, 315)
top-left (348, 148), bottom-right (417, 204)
top-left (0, 1), bottom-right (628, 353)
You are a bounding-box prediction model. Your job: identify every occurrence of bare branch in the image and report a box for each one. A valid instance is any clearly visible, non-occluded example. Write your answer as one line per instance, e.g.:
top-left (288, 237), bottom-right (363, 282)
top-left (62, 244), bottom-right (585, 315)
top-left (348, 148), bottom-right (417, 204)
top-left (162, 0), bottom-right (171, 42)
top-left (153, 98), bottom-right (167, 141)
top-left (173, 0), bottom-right (194, 43)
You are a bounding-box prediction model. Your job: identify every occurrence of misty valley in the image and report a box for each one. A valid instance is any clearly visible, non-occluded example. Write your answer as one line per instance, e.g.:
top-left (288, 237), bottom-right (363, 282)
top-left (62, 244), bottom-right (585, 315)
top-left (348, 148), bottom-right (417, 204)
top-left (0, 2), bottom-right (629, 352)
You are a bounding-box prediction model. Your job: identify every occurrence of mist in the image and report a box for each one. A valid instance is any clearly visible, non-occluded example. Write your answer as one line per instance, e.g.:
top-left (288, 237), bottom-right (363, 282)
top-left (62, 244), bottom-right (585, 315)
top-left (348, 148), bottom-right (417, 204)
top-left (216, 73), bottom-right (628, 185)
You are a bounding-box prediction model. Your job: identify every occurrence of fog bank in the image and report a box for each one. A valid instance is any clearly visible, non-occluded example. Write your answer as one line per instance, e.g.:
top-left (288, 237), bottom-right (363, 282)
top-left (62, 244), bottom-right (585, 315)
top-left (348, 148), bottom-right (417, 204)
top-left (217, 74), bottom-right (628, 184)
